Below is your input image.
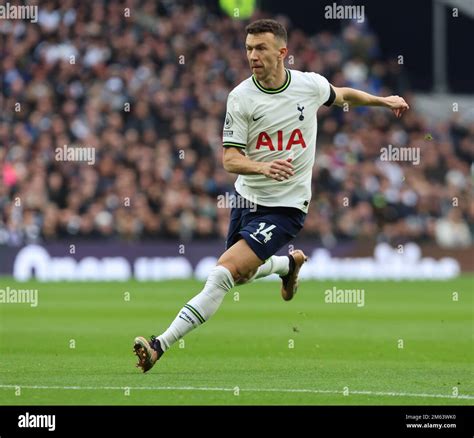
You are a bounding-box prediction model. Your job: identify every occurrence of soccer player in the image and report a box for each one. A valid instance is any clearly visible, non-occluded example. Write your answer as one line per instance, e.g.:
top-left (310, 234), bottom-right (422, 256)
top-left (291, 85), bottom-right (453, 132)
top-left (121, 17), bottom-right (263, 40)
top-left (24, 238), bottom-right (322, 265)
top-left (134, 19), bottom-right (409, 372)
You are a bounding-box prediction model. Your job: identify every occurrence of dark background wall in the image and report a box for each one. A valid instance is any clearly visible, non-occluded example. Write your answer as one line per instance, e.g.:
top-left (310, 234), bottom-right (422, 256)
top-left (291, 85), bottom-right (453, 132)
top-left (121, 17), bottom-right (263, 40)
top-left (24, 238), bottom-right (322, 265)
top-left (259, 0), bottom-right (473, 93)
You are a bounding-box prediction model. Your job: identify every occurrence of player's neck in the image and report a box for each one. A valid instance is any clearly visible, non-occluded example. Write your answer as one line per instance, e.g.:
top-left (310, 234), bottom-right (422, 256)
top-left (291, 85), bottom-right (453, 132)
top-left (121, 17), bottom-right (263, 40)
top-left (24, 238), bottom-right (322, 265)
top-left (258, 67), bottom-right (287, 89)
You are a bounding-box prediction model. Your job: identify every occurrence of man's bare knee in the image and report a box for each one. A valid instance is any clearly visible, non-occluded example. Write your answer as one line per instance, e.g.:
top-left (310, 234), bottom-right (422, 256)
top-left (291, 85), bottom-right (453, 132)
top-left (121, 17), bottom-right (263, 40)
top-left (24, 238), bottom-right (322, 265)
top-left (217, 239), bottom-right (263, 284)
top-left (217, 261), bottom-right (252, 284)
top-left (217, 261), bottom-right (238, 281)
top-left (235, 268), bottom-right (257, 285)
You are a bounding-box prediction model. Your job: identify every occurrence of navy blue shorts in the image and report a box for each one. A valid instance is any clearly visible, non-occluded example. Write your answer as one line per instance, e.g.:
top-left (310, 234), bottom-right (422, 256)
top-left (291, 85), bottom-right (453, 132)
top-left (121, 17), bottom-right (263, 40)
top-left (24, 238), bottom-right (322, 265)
top-left (225, 192), bottom-right (306, 261)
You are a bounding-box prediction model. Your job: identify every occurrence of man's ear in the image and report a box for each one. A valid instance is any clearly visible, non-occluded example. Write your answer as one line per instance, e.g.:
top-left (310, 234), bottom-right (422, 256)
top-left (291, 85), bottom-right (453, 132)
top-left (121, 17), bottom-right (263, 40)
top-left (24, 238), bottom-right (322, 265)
top-left (278, 46), bottom-right (288, 61)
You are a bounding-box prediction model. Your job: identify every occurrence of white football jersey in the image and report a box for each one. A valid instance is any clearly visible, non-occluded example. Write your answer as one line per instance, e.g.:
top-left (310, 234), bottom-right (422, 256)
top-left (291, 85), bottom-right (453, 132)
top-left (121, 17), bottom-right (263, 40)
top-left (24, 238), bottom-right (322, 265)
top-left (223, 69), bottom-right (334, 213)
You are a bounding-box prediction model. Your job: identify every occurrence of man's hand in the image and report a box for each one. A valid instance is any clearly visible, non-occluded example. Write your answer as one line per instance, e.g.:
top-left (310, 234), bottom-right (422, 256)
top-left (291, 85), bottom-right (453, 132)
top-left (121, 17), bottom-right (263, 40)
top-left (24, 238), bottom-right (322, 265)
top-left (260, 158), bottom-right (294, 181)
top-left (383, 95), bottom-right (410, 118)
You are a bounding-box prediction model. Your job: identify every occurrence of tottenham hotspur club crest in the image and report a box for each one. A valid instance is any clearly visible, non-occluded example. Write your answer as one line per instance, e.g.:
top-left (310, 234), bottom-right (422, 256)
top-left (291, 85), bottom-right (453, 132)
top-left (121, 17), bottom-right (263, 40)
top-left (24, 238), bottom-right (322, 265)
top-left (297, 104), bottom-right (304, 121)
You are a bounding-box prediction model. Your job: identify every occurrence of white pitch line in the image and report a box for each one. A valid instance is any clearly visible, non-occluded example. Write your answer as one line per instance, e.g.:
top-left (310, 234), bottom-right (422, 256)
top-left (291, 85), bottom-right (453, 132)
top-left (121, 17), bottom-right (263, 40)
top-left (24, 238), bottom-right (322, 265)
top-left (0, 385), bottom-right (472, 400)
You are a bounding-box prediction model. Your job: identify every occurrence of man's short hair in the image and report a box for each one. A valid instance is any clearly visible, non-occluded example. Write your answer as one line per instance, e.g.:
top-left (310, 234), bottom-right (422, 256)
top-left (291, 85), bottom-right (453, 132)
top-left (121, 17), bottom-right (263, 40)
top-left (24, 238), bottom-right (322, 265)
top-left (245, 19), bottom-right (287, 44)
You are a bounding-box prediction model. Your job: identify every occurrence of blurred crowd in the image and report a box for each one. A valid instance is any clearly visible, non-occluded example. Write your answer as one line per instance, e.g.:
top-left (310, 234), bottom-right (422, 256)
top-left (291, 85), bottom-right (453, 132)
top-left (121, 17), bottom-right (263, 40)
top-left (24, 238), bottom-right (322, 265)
top-left (1, 0), bottom-right (473, 248)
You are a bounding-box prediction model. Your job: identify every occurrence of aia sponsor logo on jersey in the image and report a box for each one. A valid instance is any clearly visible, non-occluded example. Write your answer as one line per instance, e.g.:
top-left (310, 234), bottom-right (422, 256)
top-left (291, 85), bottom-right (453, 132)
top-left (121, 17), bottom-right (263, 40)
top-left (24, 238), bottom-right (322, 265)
top-left (255, 129), bottom-right (306, 151)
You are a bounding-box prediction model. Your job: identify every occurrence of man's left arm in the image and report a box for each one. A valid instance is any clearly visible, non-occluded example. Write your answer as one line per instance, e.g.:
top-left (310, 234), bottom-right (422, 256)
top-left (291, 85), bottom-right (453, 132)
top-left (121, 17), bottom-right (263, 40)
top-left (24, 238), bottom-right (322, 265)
top-left (331, 86), bottom-right (409, 118)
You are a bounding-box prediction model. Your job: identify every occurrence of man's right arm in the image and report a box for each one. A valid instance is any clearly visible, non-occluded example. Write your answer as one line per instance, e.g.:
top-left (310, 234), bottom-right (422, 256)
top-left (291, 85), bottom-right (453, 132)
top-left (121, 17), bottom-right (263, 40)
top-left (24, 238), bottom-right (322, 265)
top-left (223, 147), bottom-right (294, 181)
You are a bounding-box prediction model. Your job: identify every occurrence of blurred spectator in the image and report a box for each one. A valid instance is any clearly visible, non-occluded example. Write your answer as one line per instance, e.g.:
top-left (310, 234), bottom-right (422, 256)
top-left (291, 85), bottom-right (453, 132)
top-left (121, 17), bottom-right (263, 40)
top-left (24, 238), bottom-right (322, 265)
top-left (435, 208), bottom-right (472, 249)
top-left (0, 0), bottom-right (472, 248)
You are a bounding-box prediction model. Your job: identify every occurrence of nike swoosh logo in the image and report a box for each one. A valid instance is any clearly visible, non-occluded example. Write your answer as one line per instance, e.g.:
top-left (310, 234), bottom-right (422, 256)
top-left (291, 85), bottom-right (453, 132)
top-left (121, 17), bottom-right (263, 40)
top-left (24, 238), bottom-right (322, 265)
top-left (252, 115), bottom-right (264, 121)
top-left (249, 234), bottom-right (263, 244)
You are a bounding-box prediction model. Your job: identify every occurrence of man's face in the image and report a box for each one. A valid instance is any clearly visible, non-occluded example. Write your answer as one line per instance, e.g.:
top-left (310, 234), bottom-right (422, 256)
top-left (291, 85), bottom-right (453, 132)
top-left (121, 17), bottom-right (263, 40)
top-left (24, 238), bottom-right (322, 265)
top-left (245, 32), bottom-right (286, 81)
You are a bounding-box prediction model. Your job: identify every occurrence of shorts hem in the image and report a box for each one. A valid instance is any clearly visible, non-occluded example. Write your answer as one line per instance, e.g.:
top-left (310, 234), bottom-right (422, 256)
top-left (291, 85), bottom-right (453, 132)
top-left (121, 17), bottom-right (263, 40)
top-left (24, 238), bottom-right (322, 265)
top-left (239, 231), bottom-right (271, 262)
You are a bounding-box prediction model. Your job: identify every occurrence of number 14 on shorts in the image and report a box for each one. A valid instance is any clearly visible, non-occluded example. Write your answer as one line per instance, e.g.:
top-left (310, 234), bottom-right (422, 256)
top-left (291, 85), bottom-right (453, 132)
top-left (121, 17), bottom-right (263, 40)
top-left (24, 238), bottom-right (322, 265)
top-left (251, 222), bottom-right (276, 244)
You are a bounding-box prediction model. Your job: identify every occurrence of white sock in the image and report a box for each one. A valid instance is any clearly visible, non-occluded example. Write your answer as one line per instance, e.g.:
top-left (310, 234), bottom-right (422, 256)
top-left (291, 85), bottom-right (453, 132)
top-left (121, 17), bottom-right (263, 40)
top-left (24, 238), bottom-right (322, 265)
top-left (250, 255), bottom-right (290, 281)
top-left (157, 265), bottom-right (234, 351)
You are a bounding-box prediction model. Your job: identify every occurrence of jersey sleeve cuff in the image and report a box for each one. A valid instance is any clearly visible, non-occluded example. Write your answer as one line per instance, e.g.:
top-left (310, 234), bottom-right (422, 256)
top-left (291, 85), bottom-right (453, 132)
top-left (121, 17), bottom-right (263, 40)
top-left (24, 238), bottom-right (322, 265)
top-left (223, 142), bottom-right (246, 149)
top-left (323, 85), bottom-right (336, 107)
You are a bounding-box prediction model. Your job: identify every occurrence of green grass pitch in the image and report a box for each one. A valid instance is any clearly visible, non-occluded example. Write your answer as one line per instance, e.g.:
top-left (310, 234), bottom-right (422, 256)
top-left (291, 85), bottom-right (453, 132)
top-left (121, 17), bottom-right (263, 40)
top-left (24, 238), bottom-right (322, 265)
top-left (0, 277), bottom-right (472, 405)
